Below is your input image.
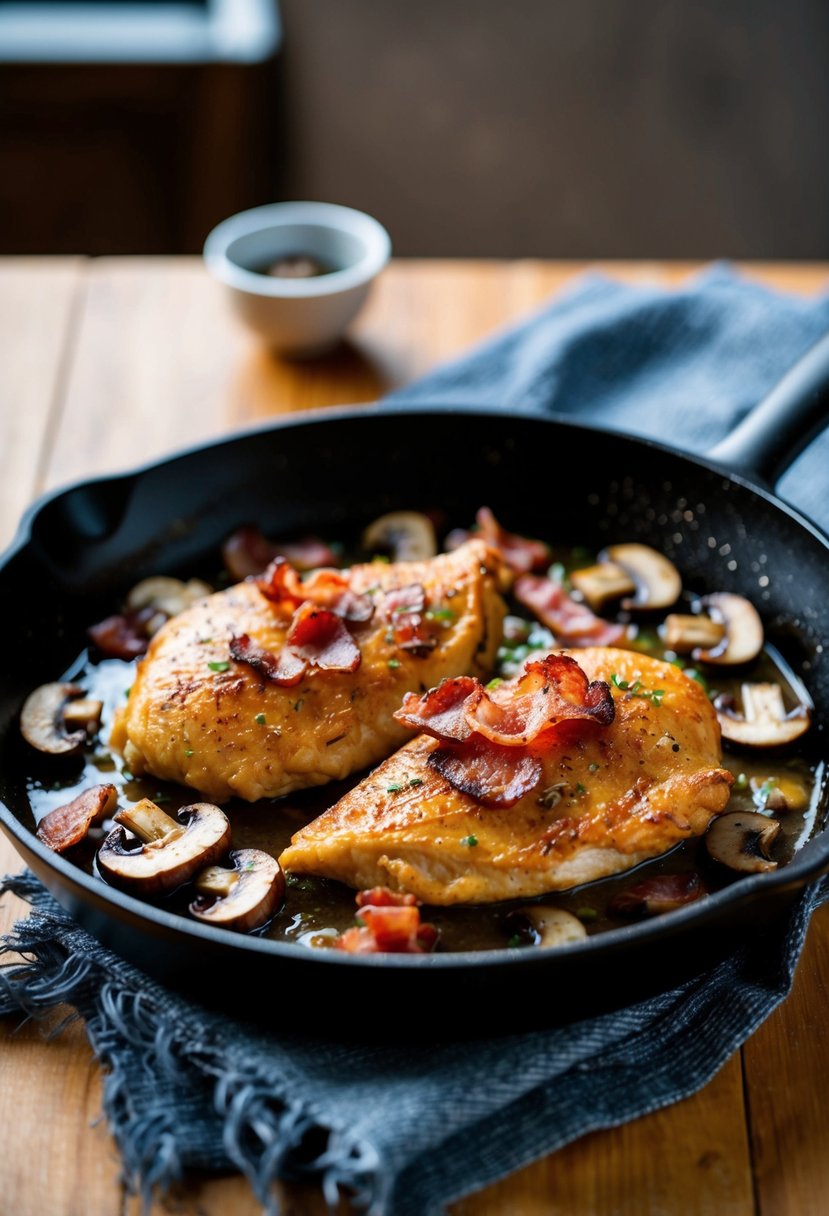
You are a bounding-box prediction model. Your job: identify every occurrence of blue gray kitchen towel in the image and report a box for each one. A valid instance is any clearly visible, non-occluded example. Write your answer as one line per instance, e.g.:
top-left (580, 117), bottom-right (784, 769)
top-left (2, 265), bottom-right (829, 1215)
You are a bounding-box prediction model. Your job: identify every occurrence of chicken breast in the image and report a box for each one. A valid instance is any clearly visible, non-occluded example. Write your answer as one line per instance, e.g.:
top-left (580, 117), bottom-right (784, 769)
top-left (110, 540), bottom-right (506, 803)
top-left (279, 649), bottom-right (733, 903)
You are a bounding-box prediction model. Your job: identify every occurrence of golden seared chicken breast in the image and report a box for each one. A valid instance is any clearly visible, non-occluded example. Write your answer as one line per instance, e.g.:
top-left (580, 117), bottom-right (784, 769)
top-left (279, 649), bottom-right (733, 903)
top-left (110, 540), bottom-right (506, 803)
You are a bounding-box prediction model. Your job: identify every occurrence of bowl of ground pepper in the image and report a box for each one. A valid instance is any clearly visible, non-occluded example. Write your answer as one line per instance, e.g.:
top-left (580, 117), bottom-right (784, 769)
top-left (204, 201), bottom-right (391, 357)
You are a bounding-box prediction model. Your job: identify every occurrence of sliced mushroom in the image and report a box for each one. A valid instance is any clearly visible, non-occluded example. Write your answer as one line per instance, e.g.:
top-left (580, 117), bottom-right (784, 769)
top-left (189, 849), bottom-right (285, 932)
top-left (514, 906), bottom-right (587, 948)
top-left (608, 873), bottom-right (705, 918)
top-left (600, 543), bottom-right (682, 610)
top-left (126, 577), bottom-right (213, 635)
top-left (570, 562), bottom-right (636, 611)
top-left (37, 783), bottom-right (118, 853)
top-left (362, 512), bottom-right (437, 562)
top-left (706, 811), bottom-right (781, 873)
top-left (717, 682), bottom-right (811, 748)
top-left (97, 798), bottom-right (231, 897)
top-left (695, 593), bottom-right (763, 666)
top-left (21, 683), bottom-right (102, 755)
top-left (663, 613), bottom-right (726, 654)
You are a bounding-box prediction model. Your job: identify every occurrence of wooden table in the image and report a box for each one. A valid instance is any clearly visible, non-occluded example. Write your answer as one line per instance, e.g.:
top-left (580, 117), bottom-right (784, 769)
top-left (1, 258), bottom-right (828, 1216)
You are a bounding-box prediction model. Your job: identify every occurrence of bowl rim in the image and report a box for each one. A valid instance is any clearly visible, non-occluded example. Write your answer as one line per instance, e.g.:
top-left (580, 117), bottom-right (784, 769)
top-left (203, 201), bottom-right (392, 298)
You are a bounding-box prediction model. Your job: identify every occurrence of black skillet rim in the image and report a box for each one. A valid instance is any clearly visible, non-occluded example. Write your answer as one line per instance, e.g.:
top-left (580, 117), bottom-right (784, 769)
top-left (1, 402), bottom-right (827, 974)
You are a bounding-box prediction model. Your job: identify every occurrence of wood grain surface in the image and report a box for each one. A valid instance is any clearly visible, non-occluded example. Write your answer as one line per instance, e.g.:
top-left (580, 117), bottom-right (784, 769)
top-left (1, 258), bottom-right (828, 1216)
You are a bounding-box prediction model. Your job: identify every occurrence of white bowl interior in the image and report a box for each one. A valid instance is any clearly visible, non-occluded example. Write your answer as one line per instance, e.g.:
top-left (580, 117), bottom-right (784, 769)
top-left (225, 223), bottom-right (367, 277)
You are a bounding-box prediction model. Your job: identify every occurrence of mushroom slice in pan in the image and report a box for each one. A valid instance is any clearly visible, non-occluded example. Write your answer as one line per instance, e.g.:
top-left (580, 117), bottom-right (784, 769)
top-left (513, 906), bottom-right (587, 949)
top-left (717, 682), bottom-right (811, 748)
top-left (362, 511), bottom-right (437, 562)
top-left (98, 798), bottom-right (231, 897)
top-left (663, 613), bottom-right (726, 654)
top-left (21, 682), bottom-right (103, 755)
top-left (189, 849), bottom-right (285, 932)
top-left (569, 562), bottom-right (636, 612)
top-left (37, 783), bottom-right (118, 853)
top-left (706, 811), bottom-right (781, 873)
top-left (600, 544), bottom-right (682, 611)
top-left (126, 577), bottom-right (213, 636)
top-left (694, 593), bottom-right (764, 666)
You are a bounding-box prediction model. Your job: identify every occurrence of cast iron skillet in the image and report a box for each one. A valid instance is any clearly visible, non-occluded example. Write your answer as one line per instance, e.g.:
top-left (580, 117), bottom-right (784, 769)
top-left (1, 335), bottom-right (829, 1033)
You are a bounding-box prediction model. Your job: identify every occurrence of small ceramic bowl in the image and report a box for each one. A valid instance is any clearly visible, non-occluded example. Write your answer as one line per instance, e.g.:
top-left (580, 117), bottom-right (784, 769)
top-left (203, 201), bottom-right (391, 357)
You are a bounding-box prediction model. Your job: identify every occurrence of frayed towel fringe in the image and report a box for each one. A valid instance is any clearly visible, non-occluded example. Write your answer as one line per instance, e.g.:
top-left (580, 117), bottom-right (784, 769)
top-left (0, 872), bottom-right (383, 1216)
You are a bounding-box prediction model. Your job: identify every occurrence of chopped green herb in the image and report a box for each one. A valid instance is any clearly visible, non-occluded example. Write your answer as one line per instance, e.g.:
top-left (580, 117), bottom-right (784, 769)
top-left (197, 636), bottom-right (213, 645)
top-left (734, 772), bottom-right (749, 791)
top-left (408, 777), bottom-right (424, 788)
top-left (425, 607), bottom-right (456, 622)
top-left (124, 687), bottom-right (132, 700)
top-left (588, 761), bottom-right (600, 773)
top-left (121, 769), bottom-right (133, 782)
top-left (685, 668), bottom-right (710, 694)
top-left (243, 860), bottom-right (256, 871)
top-left (387, 658), bottom-right (402, 670)
top-left (486, 677), bottom-right (504, 691)
top-left (757, 778), bottom-right (776, 801)
top-left (461, 834), bottom-right (478, 848)
top-left (575, 782), bottom-right (587, 796)
top-left (506, 934), bottom-right (524, 948)
top-left (548, 561), bottom-right (568, 585)
top-left (154, 792), bottom-right (171, 804)
top-left (576, 907), bottom-right (598, 922)
top-left (255, 712), bottom-right (267, 726)
top-left (387, 783), bottom-right (404, 793)
top-left (371, 554), bottom-right (390, 564)
top-left (208, 660), bottom-right (230, 673)
top-left (610, 673), bottom-right (665, 707)
top-left (184, 748), bottom-right (194, 758)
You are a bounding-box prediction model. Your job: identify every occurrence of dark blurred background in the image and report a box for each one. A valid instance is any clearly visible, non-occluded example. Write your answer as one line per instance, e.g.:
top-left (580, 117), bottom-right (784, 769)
top-left (2, 0), bottom-right (828, 257)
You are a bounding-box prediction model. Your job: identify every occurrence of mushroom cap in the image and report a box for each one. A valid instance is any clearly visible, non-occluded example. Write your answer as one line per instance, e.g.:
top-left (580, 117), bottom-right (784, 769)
top-left (21, 682), bottom-right (87, 755)
top-left (189, 849), bottom-right (285, 932)
top-left (601, 544), bottom-right (682, 610)
top-left (362, 511), bottom-right (437, 562)
top-left (515, 905), bottom-right (587, 948)
top-left (706, 811), bottom-right (781, 872)
top-left (98, 802), bottom-right (231, 897)
top-left (696, 593), bottom-right (764, 666)
top-left (717, 682), bottom-right (811, 748)
top-left (37, 783), bottom-right (118, 853)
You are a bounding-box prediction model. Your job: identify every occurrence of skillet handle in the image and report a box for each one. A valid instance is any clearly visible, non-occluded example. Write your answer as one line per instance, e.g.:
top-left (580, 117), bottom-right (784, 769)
top-left (707, 329), bottom-right (829, 486)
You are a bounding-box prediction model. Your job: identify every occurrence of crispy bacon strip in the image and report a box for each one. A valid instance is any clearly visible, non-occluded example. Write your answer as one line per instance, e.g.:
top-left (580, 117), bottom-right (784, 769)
top-left (223, 525), bottom-right (338, 579)
top-left (515, 574), bottom-right (626, 647)
top-left (88, 608), bottom-right (156, 659)
top-left (336, 888), bottom-right (438, 953)
top-left (429, 738), bottom-right (541, 809)
top-left (230, 604), bottom-right (361, 687)
top-left (287, 603), bottom-right (362, 671)
top-left (384, 582), bottom-right (436, 655)
top-left (396, 655), bottom-right (614, 808)
top-left (229, 633), bottom-right (305, 686)
top-left (37, 784), bottom-right (118, 853)
top-left (396, 655), bottom-right (613, 749)
top-left (608, 874), bottom-right (705, 918)
top-left (446, 507), bottom-right (551, 574)
top-left (259, 557), bottom-right (374, 623)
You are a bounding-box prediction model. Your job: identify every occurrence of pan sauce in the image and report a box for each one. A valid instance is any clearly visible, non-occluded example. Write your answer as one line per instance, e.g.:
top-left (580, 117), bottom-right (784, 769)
top-left (16, 543), bottom-right (823, 954)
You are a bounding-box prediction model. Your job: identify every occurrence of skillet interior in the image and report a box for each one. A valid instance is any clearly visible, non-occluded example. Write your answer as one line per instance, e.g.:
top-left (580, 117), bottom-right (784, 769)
top-left (1, 406), bottom-right (827, 1032)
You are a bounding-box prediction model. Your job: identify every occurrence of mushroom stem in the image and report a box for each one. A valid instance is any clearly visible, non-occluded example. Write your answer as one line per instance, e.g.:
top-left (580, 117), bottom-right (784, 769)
top-left (570, 563), bottom-right (636, 611)
top-left (115, 798), bottom-right (184, 845)
top-left (62, 698), bottom-right (104, 734)
top-left (663, 614), bottom-right (725, 653)
top-left (194, 866), bottom-right (239, 897)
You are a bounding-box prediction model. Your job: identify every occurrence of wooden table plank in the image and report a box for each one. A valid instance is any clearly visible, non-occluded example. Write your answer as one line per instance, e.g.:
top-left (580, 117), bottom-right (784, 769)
top-left (2, 258), bottom-right (828, 1216)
